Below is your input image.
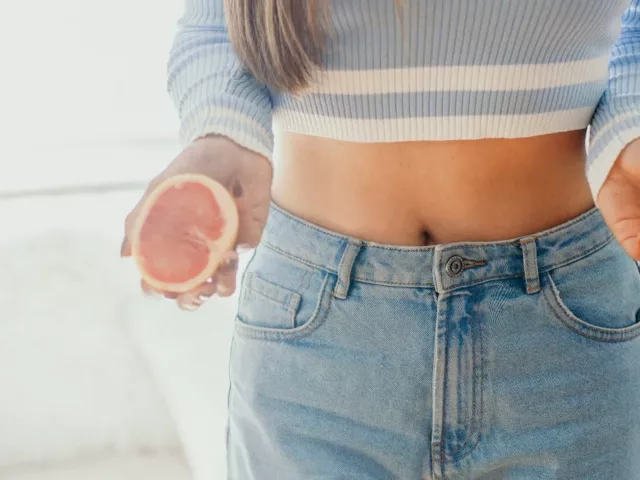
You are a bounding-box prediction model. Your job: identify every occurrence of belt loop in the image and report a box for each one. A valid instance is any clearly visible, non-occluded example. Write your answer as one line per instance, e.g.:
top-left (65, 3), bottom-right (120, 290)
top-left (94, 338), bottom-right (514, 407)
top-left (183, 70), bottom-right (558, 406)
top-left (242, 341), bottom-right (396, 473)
top-left (332, 240), bottom-right (363, 300)
top-left (520, 237), bottom-right (540, 294)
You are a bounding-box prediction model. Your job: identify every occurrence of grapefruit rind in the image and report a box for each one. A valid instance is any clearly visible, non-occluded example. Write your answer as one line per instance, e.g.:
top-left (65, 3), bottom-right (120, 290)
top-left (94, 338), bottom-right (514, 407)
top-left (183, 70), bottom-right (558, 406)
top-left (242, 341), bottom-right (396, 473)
top-left (130, 174), bottom-right (239, 293)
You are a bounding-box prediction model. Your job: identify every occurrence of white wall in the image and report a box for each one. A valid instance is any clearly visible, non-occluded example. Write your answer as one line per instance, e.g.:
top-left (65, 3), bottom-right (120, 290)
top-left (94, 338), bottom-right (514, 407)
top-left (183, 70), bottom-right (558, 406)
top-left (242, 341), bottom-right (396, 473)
top-left (0, 2), bottom-right (235, 478)
top-left (0, 0), bottom-right (184, 191)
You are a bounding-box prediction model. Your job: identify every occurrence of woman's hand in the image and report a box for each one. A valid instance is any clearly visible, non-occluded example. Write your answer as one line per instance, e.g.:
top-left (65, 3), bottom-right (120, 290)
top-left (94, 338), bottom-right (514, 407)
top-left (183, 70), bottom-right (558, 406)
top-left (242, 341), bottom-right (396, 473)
top-left (598, 139), bottom-right (640, 261)
top-left (121, 136), bottom-right (273, 309)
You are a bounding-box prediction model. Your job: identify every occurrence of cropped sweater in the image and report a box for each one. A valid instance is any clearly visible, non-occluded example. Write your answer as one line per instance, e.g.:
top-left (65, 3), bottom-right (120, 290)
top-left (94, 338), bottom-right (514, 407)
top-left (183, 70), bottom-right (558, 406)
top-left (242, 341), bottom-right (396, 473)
top-left (167, 0), bottom-right (640, 198)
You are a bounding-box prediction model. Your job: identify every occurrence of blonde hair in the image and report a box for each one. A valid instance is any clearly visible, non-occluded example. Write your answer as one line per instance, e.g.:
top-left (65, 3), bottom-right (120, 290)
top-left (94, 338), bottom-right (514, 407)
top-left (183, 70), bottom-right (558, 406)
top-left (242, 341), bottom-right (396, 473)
top-left (225, 0), bottom-right (402, 93)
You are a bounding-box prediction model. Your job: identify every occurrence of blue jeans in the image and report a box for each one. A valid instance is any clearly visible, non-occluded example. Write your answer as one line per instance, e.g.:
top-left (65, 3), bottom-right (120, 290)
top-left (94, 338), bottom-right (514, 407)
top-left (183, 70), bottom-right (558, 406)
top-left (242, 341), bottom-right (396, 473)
top-left (227, 204), bottom-right (640, 480)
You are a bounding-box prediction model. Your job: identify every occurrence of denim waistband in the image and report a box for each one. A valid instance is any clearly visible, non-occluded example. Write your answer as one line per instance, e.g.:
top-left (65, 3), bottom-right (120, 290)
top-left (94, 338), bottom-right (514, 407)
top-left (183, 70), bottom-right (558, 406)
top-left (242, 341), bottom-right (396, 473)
top-left (261, 203), bottom-right (614, 293)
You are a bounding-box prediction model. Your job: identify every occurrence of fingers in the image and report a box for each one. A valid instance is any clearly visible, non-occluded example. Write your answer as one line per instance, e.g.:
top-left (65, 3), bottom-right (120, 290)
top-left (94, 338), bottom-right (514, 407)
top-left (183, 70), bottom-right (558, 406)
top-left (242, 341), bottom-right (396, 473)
top-left (175, 251), bottom-right (240, 310)
top-left (176, 292), bottom-right (205, 311)
top-left (181, 251), bottom-right (239, 301)
top-left (233, 192), bottom-right (269, 250)
top-left (122, 187), bottom-right (154, 258)
top-left (617, 140), bottom-right (640, 178)
top-left (141, 279), bottom-right (163, 297)
top-left (121, 210), bottom-right (138, 258)
top-left (620, 233), bottom-right (640, 261)
top-left (216, 251), bottom-right (239, 297)
top-left (192, 278), bottom-right (218, 299)
top-left (137, 250), bottom-right (240, 310)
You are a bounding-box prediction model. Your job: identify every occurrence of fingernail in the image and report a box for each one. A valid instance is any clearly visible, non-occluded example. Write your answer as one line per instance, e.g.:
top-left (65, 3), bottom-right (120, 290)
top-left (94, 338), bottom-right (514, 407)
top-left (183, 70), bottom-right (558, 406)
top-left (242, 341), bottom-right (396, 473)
top-left (178, 301), bottom-right (199, 312)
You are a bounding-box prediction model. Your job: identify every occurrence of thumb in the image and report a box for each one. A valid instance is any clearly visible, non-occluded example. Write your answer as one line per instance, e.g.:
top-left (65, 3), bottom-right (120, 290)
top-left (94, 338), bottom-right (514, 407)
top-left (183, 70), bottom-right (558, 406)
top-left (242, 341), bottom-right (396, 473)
top-left (618, 232), bottom-right (640, 261)
top-left (597, 147), bottom-right (640, 261)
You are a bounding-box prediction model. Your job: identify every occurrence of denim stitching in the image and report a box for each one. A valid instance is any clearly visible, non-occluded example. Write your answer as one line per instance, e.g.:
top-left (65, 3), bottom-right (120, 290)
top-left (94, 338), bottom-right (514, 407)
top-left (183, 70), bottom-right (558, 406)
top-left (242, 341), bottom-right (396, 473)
top-left (362, 234), bottom-right (613, 291)
top-left (440, 313), bottom-right (485, 464)
top-left (265, 239), bottom-right (515, 290)
top-left (436, 226), bottom-right (611, 269)
top-left (334, 242), bottom-right (363, 299)
top-left (299, 268), bottom-right (313, 294)
top-left (235, 273), bottom-right (335, 341)
top-left (270, 203), bottom-right (601, 252)
top-left (537, 235), bottom-right (614, 275)
top-left (438, 273), bottom-right (524, 294)
top-left (265, 240), bottom-right (436, 287)
top-left (264, 216), bottom-right (613, 291)
top-left (236, 248), bottom-right (259, 319)
top-left (245, 273), bottom-right (296, 306)
top-left (263, 240), bottom-right (336, 274)
top-left (543, 273), bottom-right (640, 343)
top-left (353, 277), bottom-right (435, 288)
top-left (271, 204), bottom-right (366, 241)
top-left (520, 238), bottom-right (540, 294)
top-left (292, 270), bottom-right (312, 328)
top-left (437, 208), bottom-right (601, 253)
top-left (271, 204), bottom-right (437, 251)
top-left (437, 308), bottom-right (483, 463)
top-left (244, 285), bottom-right (290, 309)
top-left (240, 284), bottom-right (300, 329)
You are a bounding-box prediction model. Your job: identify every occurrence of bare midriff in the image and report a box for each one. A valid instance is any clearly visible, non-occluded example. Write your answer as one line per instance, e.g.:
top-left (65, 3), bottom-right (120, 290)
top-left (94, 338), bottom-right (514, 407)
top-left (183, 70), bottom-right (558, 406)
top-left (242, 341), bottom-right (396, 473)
top-left (271, 129), bottom-right (594, 246)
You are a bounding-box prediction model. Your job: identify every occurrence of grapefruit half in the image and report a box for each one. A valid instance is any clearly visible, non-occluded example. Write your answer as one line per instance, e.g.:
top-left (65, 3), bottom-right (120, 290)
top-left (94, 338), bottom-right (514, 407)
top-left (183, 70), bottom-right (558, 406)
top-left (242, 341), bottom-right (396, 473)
top-left (130, 174), bottom-right (239, 294)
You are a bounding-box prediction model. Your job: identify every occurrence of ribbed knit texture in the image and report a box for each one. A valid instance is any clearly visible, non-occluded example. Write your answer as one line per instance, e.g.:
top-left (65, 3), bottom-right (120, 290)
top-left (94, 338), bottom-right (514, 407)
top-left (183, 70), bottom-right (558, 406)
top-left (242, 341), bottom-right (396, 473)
top-left (167, 0), bottom-right (640, 199)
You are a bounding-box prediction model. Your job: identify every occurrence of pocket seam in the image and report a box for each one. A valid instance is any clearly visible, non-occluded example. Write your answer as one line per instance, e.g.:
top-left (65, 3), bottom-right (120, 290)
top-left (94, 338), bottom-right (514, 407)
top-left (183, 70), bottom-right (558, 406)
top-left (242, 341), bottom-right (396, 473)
top-left (244, 272), bottom-right (300, 310)
top-left (235, 273), bottom-right (335, 341)
top-left (542, 272), bottom-right (640, 343)
top-left (241, 287), bottom-right (300, 328)
top-left (239, 273), bottom-right (302, 329)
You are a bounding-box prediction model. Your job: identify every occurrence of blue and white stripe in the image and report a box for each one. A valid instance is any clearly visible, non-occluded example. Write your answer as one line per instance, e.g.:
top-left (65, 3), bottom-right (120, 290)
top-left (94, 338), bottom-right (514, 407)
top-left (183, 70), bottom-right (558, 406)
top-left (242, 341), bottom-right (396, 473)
top-left (168, 0), bottom-right (640, 199)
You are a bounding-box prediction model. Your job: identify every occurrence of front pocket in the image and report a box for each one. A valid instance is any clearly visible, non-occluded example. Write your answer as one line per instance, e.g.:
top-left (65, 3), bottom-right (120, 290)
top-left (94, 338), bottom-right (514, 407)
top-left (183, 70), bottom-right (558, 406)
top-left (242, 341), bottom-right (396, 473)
top-left (541, 242), bottom-right (640, 342)
top-left (235, 245), bottom-right (335, 341)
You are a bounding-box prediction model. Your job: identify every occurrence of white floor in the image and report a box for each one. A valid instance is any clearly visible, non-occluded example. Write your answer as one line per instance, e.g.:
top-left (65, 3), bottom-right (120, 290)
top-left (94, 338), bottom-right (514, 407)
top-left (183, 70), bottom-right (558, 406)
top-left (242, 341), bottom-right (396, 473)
top-left (0, 452), bottom-right (191, 480)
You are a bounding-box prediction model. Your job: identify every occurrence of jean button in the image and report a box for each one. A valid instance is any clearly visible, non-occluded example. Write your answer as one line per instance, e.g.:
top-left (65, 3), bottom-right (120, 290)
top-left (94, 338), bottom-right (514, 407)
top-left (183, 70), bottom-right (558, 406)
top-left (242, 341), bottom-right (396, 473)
top-left (445, 255), bottom-right (464, 277)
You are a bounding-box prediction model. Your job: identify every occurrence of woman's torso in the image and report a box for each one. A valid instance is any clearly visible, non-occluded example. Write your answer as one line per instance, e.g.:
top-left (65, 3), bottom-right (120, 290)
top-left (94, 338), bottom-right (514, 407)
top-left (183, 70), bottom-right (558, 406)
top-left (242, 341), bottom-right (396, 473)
top-left (270, 1), bottom-right (628, 245)
top-left (273, 131), bottom-right (594, 245)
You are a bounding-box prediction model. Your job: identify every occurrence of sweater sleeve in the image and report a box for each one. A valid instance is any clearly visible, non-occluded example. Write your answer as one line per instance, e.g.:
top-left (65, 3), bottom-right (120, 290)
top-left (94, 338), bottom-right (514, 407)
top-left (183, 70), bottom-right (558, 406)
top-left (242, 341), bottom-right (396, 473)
top-left (167, 0), bottom-right (273, 160)
top-left (588, 0), bottom-right (640, 198)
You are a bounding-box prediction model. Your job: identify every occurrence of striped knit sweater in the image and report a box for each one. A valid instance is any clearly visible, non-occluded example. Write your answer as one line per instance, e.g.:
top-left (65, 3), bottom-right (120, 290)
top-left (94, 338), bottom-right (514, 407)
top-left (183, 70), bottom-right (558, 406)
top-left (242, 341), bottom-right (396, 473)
top-left (167, 0), bottom-right (640, 198)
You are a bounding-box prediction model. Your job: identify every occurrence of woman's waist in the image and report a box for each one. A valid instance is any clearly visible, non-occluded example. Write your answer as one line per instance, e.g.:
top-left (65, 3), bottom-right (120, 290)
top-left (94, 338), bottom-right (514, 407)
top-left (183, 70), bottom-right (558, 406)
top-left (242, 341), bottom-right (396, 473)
top-left (272, 130), bottom-right (594, 246)
top-left (261, 201), bottom-right (611, 292)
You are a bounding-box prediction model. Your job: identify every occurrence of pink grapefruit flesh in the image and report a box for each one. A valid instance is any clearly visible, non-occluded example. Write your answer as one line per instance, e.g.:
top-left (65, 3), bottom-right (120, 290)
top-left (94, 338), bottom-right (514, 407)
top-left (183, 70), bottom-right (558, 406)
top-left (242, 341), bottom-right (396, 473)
top-left (131, 174), bottom-right (239, 294)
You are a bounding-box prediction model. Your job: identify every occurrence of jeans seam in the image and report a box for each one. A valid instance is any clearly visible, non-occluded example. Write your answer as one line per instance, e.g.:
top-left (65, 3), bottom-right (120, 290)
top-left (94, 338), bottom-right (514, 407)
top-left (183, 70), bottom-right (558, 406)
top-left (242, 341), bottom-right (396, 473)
top-left (543, 273), bottom-right (640, 342)
top-left (234, 273), bottom-right (335, 341)
top-left (264, 240), bottom-right (439, 288)
top-left (440, 236), bottom-right (615, 294)
top-left (243, 273), bottom-right (296, 306)
top-left (263, 240), bottom-right (336, 274)
top-left (435, 312), bottom-right (483, 464)
top-left (293, 269), bottom-right (312, 328)
top-left (436, 208), bottom-right (601, 254)
top-left (537, 235), bottom-right (614, 275)
top-left (263, 229), bottom-right (613, 292)
top-left (270, 203), bottom-right (438, 252)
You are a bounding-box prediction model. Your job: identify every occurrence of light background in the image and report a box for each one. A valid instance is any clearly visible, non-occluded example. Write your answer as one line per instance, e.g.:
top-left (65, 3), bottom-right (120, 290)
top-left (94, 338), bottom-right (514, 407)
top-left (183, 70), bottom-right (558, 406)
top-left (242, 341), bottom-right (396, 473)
top-left (0, 2), bottom-right (234, 479)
